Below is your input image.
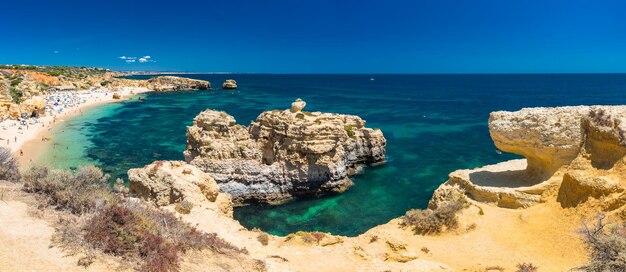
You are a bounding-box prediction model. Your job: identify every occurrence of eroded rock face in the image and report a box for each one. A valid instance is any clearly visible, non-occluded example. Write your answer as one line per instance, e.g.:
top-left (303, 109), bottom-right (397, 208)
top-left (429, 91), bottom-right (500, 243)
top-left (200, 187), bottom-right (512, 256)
top-left (128, 160), bottom-right (221, 206)
top-left (489, 106), bottom-right (590, 178)
top-left (184, 100), bottom-right (386, 204)
top-left (440, 106), bottom-right (626, 209)
top-left (18, 96), bottom-right (46, 118)
top-left (147, 76), bottom-right (211, 91)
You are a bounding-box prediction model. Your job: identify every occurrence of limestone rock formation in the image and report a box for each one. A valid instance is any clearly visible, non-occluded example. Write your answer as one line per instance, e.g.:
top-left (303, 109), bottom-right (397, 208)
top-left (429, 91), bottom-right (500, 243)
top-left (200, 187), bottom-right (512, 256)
top-left (438, 106), bottom-right (626, 209)
top-left (222, 79), bottom-right (237, 89)
top-left (290, 98), bottom-right (306, 113)
top-left (112, 92), bottom-right (121, 99)
top-left (147, 76), bottom-right (211, 91)
top-left (489, 106), bottom-right (590, 178)
top-left (128, 160), bottom-right (221, 207)
top-left (444, 159), bottom-right (547, 208)
top-left (184, 100), bottom-right (387, 204)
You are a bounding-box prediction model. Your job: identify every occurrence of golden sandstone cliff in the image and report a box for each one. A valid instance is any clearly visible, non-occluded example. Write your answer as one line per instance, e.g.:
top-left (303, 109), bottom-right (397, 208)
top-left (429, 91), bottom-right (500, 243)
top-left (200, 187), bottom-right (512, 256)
top-left (182, 99), bottom-right (386, 204)
top-left (439, 106), bottom-right (626, 212)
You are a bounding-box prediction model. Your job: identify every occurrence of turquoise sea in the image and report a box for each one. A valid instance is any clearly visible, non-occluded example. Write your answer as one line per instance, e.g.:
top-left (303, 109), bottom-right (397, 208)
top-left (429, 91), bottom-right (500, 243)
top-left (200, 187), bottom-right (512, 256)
top-left (36, 74), bottom-right (626, 236)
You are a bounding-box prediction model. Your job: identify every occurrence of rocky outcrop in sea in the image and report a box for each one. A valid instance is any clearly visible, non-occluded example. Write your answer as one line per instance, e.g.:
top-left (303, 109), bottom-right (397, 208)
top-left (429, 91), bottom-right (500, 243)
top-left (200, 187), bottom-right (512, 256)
top-left (222, 79), bottom-right (237, 89)
top-left (183, 99), bottom-right (386, 204)
top-left (147, 76), bottom-right (211, 91)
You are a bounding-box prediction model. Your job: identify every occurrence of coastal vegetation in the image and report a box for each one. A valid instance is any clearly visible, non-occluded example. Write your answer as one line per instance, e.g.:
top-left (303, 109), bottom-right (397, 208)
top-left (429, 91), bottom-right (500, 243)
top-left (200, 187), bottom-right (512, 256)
top-left (0, 147), bottom-right (250, 271)
top-left (0, 64), bottom-right (110, 76)
top-left (401, 189), bottom-right (468, 235)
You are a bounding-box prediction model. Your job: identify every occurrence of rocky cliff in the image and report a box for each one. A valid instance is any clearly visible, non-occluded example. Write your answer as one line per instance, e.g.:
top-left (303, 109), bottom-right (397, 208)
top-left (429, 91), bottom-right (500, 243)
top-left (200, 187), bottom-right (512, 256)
top-left (147, 76), bottom-right (210, 91)
top-left (435, 106), bottom-right (626, 211)
top-left (184, 99), bottom-right (386, 204)
top-left (128, 160), bottom-right (234, 216)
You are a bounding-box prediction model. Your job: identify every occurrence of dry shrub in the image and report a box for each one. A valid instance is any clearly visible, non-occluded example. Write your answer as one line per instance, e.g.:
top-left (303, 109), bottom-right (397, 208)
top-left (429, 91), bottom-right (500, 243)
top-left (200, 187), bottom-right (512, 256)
top-left (81, 201), bottom-right (245, 271)
top-left (257, 233), bottom-right (269, 246)
top-left (0, 147), bottom-right (20, 182)
top-left (402, 194), bottom-right (468, 235)
top-left (516, 262), bottom-right (538, 272)
top-left (284, 231), bottom-right (327, 244)
top-left (21, 165), bottom-right (113, 214)
top-left (578, 214), bottom-right (626, 272)
top-left (26, 164), bottom-right (250, 271)
top-left (589, 109), bottom-right (615, 127)
top-left (175, 200), bottom-right (194, 214)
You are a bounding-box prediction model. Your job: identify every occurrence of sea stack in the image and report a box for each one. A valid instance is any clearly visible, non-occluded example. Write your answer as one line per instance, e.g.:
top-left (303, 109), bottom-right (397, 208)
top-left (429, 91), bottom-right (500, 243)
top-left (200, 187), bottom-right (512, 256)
top-left (184, 99), bottom-right (387, 204)
top-left (222, 79), bottom-right (237, 89)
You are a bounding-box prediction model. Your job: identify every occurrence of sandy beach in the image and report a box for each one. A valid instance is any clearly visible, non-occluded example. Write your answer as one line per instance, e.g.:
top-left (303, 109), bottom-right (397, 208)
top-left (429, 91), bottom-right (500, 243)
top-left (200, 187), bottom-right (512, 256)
top-left (0, 87), bottom-right (152, 166)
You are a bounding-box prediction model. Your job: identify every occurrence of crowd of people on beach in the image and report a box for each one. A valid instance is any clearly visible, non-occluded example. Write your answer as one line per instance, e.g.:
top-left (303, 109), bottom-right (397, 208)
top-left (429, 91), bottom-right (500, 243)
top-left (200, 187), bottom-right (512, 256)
top-left (45, 89), bottom-right (109, 116)
top-left (1, 88), bottom-right (113, 152)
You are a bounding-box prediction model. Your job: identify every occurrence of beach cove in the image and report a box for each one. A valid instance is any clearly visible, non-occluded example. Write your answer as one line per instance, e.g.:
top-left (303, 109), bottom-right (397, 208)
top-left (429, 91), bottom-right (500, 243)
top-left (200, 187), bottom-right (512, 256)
top-left (2, 87), bottom-right (151, 165)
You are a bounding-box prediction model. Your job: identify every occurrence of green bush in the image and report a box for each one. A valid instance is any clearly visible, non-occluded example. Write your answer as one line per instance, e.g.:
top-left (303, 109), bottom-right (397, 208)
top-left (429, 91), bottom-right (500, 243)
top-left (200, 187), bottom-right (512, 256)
top-left (10, 77), bottom-right (23, 86)
top-left (344, 125), bottom-right (356, 139)
top-left (9, 87), bottom-right (23, 103)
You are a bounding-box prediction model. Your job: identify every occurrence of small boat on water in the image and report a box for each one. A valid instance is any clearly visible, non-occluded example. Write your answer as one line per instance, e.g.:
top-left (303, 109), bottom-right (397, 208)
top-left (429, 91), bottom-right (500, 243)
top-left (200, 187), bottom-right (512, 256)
top-left (370, 77), bottom-right (375, 81)
top-left (222, 79), bottom-right (237, 89)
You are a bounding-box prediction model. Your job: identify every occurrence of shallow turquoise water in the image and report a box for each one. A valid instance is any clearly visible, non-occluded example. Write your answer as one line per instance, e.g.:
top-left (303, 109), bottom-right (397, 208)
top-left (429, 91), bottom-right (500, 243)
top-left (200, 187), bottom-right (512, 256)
top-left (37, 74), bottom-right (626, 236)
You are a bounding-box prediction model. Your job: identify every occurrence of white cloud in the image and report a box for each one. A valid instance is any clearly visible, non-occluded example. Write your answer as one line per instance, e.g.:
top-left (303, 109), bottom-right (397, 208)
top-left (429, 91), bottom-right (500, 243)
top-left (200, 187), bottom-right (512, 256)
top-left (119, 55), bottom-right (153, 63)
top-left (53, 50), bottom-right (60, 54)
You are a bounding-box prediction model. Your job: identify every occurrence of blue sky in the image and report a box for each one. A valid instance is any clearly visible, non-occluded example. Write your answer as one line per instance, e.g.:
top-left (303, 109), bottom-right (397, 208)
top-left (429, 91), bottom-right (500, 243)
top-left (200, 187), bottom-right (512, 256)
top-left (1, 0), bottom-right (625, 73)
